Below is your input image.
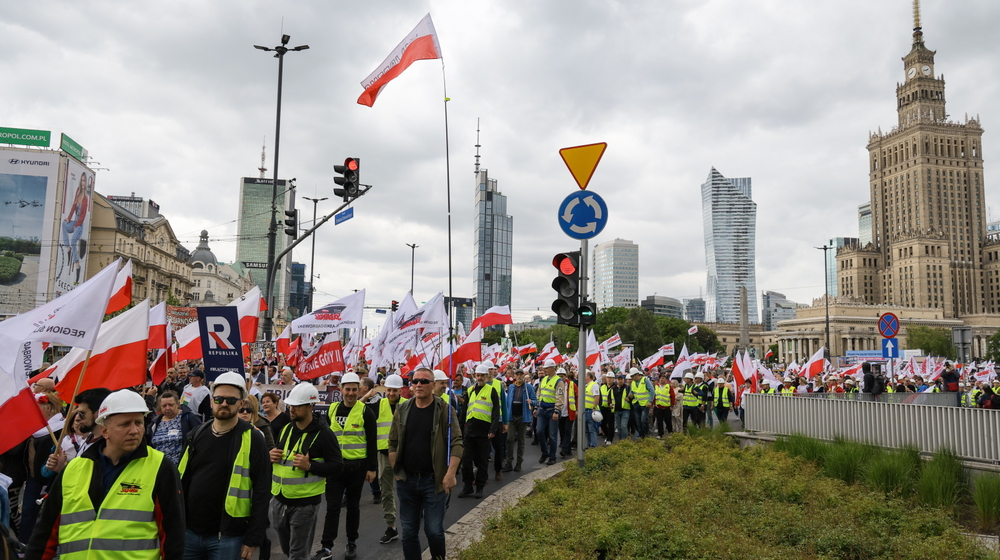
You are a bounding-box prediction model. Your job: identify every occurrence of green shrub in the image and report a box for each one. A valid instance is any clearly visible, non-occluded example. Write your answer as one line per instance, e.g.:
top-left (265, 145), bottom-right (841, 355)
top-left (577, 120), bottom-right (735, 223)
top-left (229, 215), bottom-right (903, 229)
top-left (824, 439), bottom-right (879, 485)
top-left (918, 448), bottom-right (966, 512)
top-left (774, 433), bottom-right (828, 464)
top-left (972, 474), bottom-right (1000, 531)
top-left (864, 449), bottom-right (917, 497)
top-left (0, 256), bottom-right (22, 283)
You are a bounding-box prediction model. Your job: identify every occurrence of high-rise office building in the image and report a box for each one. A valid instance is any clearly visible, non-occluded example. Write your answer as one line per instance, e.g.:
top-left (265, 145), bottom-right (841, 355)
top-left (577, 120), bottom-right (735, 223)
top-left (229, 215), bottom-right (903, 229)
top-left (825, 237), bottom-right (858, 297)
top-left (702, 168), bottom-right (758, 323)
top-left (640, 295), bottom-right (683, 318)
top-left (289, 262), bottom-right (309, 317)
top-left (761, 290), bottom-right (797, 331)
top-left (236, 177), bottom-right (294, 319)
top-left (684, 298), bottom-right (706, 322)
top-left (838, 6), bottom-right (995, 316)
top-left (473, 169), bottom-right (512, 313)
top-left (858, 202), bottom-right (873, 247)
top-left (592, 238), bottom-right (639, 309)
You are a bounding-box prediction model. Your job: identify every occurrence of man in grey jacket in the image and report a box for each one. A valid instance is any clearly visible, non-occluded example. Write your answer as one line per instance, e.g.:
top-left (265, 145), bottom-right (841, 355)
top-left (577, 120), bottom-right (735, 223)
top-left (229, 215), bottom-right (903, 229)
top-left (388, 367), bottom-right (463, 560)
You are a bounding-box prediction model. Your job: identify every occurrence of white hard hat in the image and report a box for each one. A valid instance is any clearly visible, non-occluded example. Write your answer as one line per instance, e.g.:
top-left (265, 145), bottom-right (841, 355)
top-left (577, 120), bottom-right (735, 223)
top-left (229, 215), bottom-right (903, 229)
top-left (341, 372), bottom-right (361, 385)
top-left (433, 369), bottom-right (449, 382)
top-left (474, 363), bottom-right (491, 374)
top-left (556, 367), bottom-right (567, 375)
top-left (96, 390), bottom-right (150, 425)
top-left (482, 360), bottom-right (496, 370)
top-left (592, 410), bottom-right (604, 423)
top-left (629, 367), bottom-right (642, 376)
top-left (694, 372), bottom-right (704, 379)
top-left (285, 382), bottom-right (320, 406)
top-left (543, 359), bottom-right (557, 368)
top-left (684, 373), bottom-right (695, 380)
top-left (385, 374), bottom-right (404, 389)
top-left (212, 371), bottom-right (248, 399)
top-left (783, 377), bottom-right (793, 383)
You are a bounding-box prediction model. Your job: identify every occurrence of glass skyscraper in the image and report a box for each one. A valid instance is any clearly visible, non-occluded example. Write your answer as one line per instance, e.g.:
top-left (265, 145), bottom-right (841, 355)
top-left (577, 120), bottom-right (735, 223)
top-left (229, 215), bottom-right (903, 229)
top-left (236, 177), bottom-right (293, 318)
top-left (702, 168), bottom-right (758, 323)
top-left (858, 202), bottom-right (872, 247)
top-left (473, 169), bottom-right (512, 314)
top-left (592, 238), bottom-right (639, 309)
top-left (825, 237), bottom-right (858, 297)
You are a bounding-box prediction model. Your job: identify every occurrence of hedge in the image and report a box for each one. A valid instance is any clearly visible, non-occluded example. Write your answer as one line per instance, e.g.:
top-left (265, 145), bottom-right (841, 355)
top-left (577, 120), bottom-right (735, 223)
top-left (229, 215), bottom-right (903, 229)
top-left (0, 256), bottom-right (22, 283)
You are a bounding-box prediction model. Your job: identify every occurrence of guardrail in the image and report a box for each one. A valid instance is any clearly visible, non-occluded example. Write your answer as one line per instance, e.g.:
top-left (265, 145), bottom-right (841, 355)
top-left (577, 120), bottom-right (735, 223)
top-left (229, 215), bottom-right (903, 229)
top-left (743, 393), bottom-right (1000, 463)
top-left (795, 392), bottom-right (960, 407)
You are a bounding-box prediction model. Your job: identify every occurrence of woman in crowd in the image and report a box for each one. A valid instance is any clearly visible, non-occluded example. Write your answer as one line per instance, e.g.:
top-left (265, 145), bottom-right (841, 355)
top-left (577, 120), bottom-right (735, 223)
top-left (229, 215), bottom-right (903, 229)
top-left (238, 394), bottom-right (275, 449)
top-left (260, 391), bottom-right (290, 438)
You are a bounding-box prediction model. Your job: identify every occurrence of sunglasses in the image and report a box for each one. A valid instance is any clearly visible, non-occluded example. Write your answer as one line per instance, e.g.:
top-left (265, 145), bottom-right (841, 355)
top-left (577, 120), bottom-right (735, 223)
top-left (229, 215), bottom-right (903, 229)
top-left (411, 378), bottom-right (433, 385)
top-left (213, 396), bottom-right (240, 405)
top-left (238, 408), bottom-right (253, 414)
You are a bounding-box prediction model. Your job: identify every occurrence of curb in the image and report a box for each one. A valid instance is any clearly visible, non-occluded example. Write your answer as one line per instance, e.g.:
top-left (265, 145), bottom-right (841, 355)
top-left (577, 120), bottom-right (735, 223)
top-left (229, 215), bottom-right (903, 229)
top-left (422, 461), bottom-right (567, 560)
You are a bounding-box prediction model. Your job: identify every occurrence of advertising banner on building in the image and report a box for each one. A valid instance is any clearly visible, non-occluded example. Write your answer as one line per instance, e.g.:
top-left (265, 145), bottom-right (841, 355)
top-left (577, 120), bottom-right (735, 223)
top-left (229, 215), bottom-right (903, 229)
top-left (197, 306), bottom-right (246, 382)
top-left (52, 158), bottom-right (95, 297)
top-left (0, 149), bottom-right (61, 316)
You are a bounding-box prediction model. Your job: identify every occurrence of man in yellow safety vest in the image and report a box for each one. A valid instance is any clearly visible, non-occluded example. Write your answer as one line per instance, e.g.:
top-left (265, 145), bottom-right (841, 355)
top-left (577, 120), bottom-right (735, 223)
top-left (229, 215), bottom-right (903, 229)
top-left (653, 375), bottom-right (674, 438)
top-left (458, 364), bottom-right (501, 498)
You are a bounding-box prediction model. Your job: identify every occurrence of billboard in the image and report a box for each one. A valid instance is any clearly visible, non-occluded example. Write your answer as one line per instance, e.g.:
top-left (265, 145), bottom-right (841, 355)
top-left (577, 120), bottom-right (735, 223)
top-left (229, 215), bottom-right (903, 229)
top-left (0, 149), bottom-right (61, 316)
top-left (51, 157), bottom-right (95, 298)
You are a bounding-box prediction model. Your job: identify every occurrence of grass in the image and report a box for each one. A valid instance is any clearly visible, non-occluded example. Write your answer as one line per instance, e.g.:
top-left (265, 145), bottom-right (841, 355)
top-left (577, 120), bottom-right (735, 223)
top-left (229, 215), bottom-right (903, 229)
top-left (460, 436), bottom-right (992, 560)
top-left (864, 447), bottom-right (920, 497)
top-left (918, 448), bottom-right (967, 513)
top-left (824, 438), bottom-right (880, 485)
top-left (972, 474), bottom-right (1000, 531)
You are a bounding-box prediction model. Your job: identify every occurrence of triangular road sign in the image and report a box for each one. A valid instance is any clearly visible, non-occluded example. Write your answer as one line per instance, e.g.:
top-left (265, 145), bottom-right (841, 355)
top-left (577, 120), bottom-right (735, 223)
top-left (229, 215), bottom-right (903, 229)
top-left (559, 142), bottom-right (607, 190)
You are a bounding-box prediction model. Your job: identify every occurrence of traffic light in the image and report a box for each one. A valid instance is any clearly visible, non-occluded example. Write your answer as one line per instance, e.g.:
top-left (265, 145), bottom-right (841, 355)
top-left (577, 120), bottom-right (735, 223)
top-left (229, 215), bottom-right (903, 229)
top-left (551, 251), bottom-right (581, 325)
top-left (579, 301), bottom-right (597, 326)
top-left (333, 157), bottom-right (360, 202)
top-left (283, 209), bottom-right (298, 238)
top-left (391, 300), bottom-right (399, 312)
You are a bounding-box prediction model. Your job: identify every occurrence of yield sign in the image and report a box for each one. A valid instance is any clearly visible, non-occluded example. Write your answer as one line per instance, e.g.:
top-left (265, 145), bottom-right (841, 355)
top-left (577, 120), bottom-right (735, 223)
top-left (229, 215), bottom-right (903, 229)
top-left (559, 142), bottom-right (607, 190)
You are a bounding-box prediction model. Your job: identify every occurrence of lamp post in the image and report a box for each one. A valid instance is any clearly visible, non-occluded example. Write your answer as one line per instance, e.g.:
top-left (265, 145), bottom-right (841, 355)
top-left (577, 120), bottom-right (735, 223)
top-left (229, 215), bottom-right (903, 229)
top-left (302, 196), bottom-right (327, 313)
top-left (816, 244), bottom-right (833, 358)
top-left (255, 34), bottom-right (308, 340)
top-left (406, 243), bottom-right (419, 294)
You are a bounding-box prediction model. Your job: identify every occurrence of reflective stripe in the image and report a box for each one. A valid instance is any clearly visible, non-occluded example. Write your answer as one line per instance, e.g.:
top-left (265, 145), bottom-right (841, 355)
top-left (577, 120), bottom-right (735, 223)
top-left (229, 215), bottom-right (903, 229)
top-left (342, 430), bottom-right (365, 437)
top-left (60, 510), bottom-right (97, 525)
top-left (228, 487), bottom-right (252, 499)
top-left (376, 421), bottom-right (392, 428)
top-left (99, 509), bottom-right (156, 523)
top-left (376, 434), bottom-right (389, 440)
top-left (539, 376), bottom-right (558, 403)
top-left (233, 465), bottom-right (251, 477)
top-left (340, 443), bottom-right (367, 450)
top-left (272, 474), bottom-right (324, 485)
top-left (60, 537), bottom-right (160, 553)
top-left (58, 540), bottom-right (92, 554)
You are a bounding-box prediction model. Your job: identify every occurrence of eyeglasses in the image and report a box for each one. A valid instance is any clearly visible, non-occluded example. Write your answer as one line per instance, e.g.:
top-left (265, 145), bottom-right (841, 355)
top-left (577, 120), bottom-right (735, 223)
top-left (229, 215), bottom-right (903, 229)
top-left (238, 408), bottom-right (253, 414)
top-left (213, 396), bottom-right (240, 405)
top-left (411, 378), bottom-right (433, 385)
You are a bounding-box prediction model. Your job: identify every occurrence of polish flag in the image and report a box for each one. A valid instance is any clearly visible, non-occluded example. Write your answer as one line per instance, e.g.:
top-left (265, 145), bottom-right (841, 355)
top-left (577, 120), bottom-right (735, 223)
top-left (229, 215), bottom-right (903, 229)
top-left (276, 325), bottom-right (292, 356)
top-left (357, 13), bottom-right (442, 107)
top-left (0, 258), bottom-right (120, 374)
top-left (400, 352), bottom-right (425, 376)
top-left (229, 286), bottom-right (262, 343)
top-left (148, 301), bottom-right (168, 350)
top-left (0, 365), bottom-right (49, 455)
top-left (471, 305), bottom-right (513, 332)
top-left (585, 329), bottom-right (601, 367)
top-left (764, 348), bottom-right (774, 361)
top-left (105, 259), bottom-right (133, 314)
top-left (49, 300), bottom-right (150, 402)
top-left (437, 326), bottom-right (483, 377)
top-left (537, 342), bottom-right (557, 362)
top-left (515, 342), bottom-right (537, 356)
top-left (641, 351), bottom-right (664, 370)
top-left (174, 321), bottom-right (202, 362)
top-left (803, 348), bottom-right (826, 379)
top-left (149, 348), bottom-right (169, 386)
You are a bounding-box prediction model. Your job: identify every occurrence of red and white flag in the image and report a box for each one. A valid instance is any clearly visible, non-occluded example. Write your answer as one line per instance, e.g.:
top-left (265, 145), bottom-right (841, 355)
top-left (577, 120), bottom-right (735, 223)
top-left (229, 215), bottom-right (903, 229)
top-left (292, 289), bottom-right (366, 334)
top-left (599, 333), bottom-right (622, 351)
top-left (803, 347), bottom-right (826, 379)
top-left (437, 326), bottom-right (483, 377)
top-left (764, 348), bottom-right (774, 361)
top-left (660, 343), bottom-right (675, 356)
top-left (688, 325), bottom-right (698, 335)
top-left (0, 364), bottom-right (48, 455)
top-left (229, 286), bottom-right (263, 343)
top-left (148, 301), bottom-right (168, 350)
top-left (276, 324), bottom-right (292, 356)
top-left (149, 348), bottom-right (169, 386)
top-left (357, 13), bottom-right (442, 107)
top-left (48, 300), bottom-right (150, 402)
top-left (514, 342), bottom-right (537, 356)
top-left (470, 305), bottom-right (513, 332)
top-left (105, 259), bottom-right (133, 314)
top-left (296, 334), bottom-right (346, 381)
top-left (174, 321), bottom-right (202, 362)
top-left (641, 350), bottom-right (664, 370)
top-left (0, 258), bottom-right (120, 373)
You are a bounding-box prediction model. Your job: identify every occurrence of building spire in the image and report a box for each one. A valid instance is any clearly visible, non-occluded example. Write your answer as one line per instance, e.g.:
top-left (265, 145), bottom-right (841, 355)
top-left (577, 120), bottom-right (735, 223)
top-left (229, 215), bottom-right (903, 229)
top-left (474, 118), bottom-right (481, 174)
top-left (258, 137), bottom-right (268, 179)
top-left (912, 0), bottom-right (924, 45)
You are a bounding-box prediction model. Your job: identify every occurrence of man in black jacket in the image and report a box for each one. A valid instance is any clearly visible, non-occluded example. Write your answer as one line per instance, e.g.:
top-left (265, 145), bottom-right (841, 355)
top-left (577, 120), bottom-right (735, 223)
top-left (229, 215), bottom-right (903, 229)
top-left (861, 362), bottom-right (876, 394)
top-left (179, 372), bottom-right (270, 560)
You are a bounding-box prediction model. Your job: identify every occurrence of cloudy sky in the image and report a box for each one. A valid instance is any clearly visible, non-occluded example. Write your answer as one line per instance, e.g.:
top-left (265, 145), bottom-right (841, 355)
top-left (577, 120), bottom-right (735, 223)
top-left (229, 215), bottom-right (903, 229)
top-left (3, 0), bottom-right (1000, 323)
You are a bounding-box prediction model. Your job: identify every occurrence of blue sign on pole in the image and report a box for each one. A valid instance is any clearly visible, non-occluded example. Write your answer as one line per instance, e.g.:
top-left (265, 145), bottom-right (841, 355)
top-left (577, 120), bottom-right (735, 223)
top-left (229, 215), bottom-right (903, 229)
top-left (197, 306), bottom-right (246, 382)
top-left (881, 337), bottom-right (899, 359)
top-left (557, 191), bottom-right (609, 240)
top-left (335, 207), bottom-right (354, 225)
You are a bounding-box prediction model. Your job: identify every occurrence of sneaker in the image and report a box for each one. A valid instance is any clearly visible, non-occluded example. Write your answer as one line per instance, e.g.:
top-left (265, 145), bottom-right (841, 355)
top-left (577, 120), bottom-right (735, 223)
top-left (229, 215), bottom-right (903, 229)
top-left (373, 495), bottom-right (382, 505)
top-left (345, 542), bottom-right (358, 560)
top-left (379, 527), bottom-right (398, 544)
top-left (310, 548), bottom-right (332, 560)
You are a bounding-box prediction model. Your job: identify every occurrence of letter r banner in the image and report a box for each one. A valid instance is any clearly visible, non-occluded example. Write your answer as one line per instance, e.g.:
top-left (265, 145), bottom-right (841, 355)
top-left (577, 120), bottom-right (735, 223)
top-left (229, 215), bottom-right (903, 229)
top-left (197, 306), bottom-right (245, 382)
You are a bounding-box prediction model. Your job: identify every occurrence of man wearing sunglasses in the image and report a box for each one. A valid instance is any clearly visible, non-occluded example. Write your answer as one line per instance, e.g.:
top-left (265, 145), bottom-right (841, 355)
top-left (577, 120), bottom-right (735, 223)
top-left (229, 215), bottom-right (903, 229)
top-left (178, 372), bottom-right (272, 560)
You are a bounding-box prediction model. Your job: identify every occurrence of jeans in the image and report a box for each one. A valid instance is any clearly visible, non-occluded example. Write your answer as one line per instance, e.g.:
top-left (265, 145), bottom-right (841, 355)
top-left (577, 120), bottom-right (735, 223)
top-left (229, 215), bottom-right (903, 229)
top-left (615, 410), bottom-right (630, 442)
top-left (184, 529), bottom-right (244, 560)
top-left (62, 221), bottom-right (83, 264)
top-left (535, 406), bottom-right (558, 458)
top-left (632, 406), bottom-right (649, 438)
top-left (17, 477), bottom-right (44, 544)
top-left (397, 473), bottom-right (447, 560)
top-left (378, 451), bottom-right (397, 527)
top-left (506, 416), bottom-right (527, 464)
top-left (585, 409), bottom-right (597, 448)
top-left (321, 459), bottom-right (366, 546)
top-left (269, 500), bottom-right (318, 560)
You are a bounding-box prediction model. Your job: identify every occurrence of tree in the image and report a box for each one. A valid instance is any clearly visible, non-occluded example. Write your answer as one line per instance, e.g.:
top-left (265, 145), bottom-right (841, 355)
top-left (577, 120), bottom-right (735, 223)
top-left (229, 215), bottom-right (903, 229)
top-left (595, 307), bottom-right (630, 339)
top-left (166, 289), bottom-right (183, 307)
top-left (984, 330), bottom-right (1000, 362)
top-left (693, 328), bottom-right (720, 354)
top-left (607, 307), bottom-right (662, 359)
top-left (905, 325), bottom-right (956, 360)
top-left (481, 330), bottom-right (504, 346)
top-left (766, 343), bottom-right (779, 364)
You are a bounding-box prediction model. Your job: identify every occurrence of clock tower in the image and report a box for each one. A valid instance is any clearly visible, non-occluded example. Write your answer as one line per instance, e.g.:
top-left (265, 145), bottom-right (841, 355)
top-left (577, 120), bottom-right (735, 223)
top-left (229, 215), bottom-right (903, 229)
top-left (896, 3), bottom-right (945, 127)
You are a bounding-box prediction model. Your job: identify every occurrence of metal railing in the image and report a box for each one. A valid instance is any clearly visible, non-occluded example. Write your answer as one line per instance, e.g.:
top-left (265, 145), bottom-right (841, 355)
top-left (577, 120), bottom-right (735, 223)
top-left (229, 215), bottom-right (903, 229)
top-left (743, 393), bottom-right (1000, 463)
top-left (795, 392), bottom-right (960, 407)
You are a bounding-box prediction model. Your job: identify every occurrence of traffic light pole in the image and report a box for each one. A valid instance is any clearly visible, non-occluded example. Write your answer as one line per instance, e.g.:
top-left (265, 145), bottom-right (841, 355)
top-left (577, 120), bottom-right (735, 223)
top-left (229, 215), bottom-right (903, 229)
top-left (576, 238), bottom-right (588, 468)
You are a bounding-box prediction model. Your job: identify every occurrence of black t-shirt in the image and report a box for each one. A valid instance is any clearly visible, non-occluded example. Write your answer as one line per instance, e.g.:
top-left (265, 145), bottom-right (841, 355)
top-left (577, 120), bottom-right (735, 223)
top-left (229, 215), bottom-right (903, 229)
top-left (184, 427), bottom-right (237, 535)
top-left (402, 403), bottom-right (434, 474)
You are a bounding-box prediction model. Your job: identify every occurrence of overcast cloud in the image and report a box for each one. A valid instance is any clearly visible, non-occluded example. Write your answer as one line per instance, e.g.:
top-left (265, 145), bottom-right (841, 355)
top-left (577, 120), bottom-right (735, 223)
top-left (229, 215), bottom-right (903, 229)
top-left (3, 0), bottom-right (999, 323)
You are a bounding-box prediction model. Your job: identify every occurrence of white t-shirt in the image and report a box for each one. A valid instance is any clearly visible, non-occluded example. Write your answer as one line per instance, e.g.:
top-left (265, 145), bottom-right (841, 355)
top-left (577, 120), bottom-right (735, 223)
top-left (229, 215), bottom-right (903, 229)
top-left (182, 384), bottom-right (211, 416)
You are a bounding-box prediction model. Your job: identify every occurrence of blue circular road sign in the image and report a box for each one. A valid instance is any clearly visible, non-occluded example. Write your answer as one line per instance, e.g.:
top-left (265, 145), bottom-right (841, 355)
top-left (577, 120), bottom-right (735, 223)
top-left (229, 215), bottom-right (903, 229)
top-left (558, 190), bottom-right (609, 240)
top-left (878, 312), bottom-right (900, 338)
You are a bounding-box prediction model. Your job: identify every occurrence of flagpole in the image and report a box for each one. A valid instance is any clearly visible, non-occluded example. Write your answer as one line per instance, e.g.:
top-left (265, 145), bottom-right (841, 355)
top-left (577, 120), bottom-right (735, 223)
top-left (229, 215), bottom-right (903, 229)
top-left (441, 58), bottom-right (455, 465)
top-left (58, 349), bottom-right (93, 443)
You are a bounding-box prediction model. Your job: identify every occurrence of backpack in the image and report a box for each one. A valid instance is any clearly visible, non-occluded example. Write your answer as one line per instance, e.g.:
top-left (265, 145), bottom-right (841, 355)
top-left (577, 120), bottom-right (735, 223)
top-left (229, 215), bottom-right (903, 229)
top-left (872, 375), bottom-right (887, 396)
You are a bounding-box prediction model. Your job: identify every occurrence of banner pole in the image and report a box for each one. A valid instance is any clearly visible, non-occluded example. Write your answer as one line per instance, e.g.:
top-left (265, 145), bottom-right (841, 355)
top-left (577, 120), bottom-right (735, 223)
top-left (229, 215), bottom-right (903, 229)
top-left (57, 349), bottom-right (93, 444)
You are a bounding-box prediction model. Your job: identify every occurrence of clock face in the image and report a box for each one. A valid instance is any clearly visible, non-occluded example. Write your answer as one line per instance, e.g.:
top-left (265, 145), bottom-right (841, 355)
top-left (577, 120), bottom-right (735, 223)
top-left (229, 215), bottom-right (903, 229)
top-left (907, 67), bottom-right (917, 79)
top-left (922, 65), bottom-right (932, 76)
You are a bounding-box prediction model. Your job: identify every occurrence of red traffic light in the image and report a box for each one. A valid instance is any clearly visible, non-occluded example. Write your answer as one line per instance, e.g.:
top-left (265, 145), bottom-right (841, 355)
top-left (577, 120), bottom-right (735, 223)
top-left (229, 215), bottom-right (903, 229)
top-left (552, 253), bottom-right (577, 275)
top-left (346, 158), bottom-right (359, 171)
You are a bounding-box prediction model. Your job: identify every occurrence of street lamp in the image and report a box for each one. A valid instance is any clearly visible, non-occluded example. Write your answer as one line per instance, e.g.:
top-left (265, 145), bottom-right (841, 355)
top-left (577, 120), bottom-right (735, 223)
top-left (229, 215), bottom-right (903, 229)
top-left (406, 243), bottom-right (419, 294)
top-left (816, 244), bottom-right (833, 359)
top-left (302, 196), bottom-right (327, 313)
top-left (254, 34), bottom-right (309, 340)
